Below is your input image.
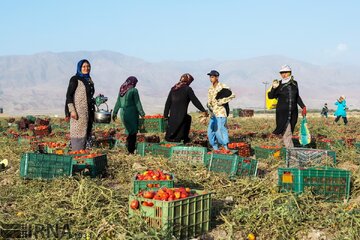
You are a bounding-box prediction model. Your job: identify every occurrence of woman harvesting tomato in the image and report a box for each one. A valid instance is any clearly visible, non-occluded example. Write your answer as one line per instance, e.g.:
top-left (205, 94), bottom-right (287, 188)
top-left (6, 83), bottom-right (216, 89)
top-left (113, 76), bottom-right (146, 154)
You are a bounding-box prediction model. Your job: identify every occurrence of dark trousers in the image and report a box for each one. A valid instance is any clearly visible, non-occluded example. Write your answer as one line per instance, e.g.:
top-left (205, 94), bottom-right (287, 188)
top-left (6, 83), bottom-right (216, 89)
top-left (127, 133), bottom-right (137, 154)
top-left (335, 116), bottom-right (348, 125)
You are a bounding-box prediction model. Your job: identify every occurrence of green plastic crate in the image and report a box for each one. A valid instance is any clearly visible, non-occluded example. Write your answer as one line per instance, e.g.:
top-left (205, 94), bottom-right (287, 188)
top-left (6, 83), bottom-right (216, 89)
top-left (139, 118), bottom-right (166, 133)
top-left (285, 148), bottom-right (336, 168)
top-left (151, 144), bottom-right (179, 158)
top-left (170, 146), bottom-right (207, 164)
top-left (254, 146), bottom-right (285, 160)
top-left (137, 142), bottom-right (157, 156)
top-left (207, 154), bottom-right (239, 177)
top-left (129, 190), bottom-right (211, 239)
top-left (26, 115), bottom-right (36, 123)
top-left (20, 153), bottom-right (73, 179)
top-left (45, 147), bottom-right (69, 155)
top-left (355, 142), bottom-right (360, 154)
top-left (236, 157), bottom-right (258, 177)
top-left (72, 154), bottom-right (108, 178)
top-left (232, 108), bottom-right (241, 118)
top-left (132, 174), bottom-right (175, 194)
top-left (278, 167), bottom-right (351, 201)
top-left (278, 168), bottom-right (304, 193)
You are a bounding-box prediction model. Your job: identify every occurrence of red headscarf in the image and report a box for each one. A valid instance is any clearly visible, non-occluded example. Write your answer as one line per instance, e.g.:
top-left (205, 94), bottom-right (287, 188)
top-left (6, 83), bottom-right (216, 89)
top-left (119, 76), bottom-right (138, 97)
top-left (171, 73), bottom-right (194, 91)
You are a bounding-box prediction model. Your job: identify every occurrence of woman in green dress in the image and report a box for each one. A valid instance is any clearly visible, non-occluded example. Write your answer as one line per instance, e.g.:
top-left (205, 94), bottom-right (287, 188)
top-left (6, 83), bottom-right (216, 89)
top-left (113, 76), bottom-right (145, 154)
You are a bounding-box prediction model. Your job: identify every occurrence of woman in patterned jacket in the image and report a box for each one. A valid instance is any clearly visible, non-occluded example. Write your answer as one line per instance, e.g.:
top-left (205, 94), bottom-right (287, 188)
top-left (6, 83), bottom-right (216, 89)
top-left (65, 59), bottom-right (95, 151)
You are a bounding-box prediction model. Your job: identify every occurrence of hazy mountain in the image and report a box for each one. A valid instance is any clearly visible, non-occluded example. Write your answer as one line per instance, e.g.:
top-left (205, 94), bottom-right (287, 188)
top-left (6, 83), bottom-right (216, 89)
top-left (0, 51), bottom-right (359, 116)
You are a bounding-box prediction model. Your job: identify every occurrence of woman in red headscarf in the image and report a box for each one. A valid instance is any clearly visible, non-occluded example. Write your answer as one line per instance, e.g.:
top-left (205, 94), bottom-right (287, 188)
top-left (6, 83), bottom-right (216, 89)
top-left (164, 73), bottom-right (208, 143)
top-left (113, 76), bottom-right (145, 154)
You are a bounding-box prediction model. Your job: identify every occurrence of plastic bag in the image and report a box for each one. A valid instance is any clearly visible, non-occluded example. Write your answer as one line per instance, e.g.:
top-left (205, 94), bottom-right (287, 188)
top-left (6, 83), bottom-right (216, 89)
top-left (299, 116), bottom-right (311, 146)
top-left (266, 87), bottom-right (278, 110)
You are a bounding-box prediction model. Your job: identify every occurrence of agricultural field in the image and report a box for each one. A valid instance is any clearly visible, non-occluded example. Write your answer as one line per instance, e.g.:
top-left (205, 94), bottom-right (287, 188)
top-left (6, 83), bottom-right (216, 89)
top-left (0, 113), bottom-right (359, 240)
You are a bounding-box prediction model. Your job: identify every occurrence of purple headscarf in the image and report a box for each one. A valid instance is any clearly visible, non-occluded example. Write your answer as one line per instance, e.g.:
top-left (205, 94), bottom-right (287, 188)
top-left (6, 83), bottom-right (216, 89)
top-left (119, 76), bottom-right (138, 97)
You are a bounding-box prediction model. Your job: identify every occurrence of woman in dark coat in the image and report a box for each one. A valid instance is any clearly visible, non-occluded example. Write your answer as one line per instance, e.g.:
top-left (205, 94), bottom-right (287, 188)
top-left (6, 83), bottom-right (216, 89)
top-left (164, 73), bottom-right (208, 143)
top-left (65, 59), bottom-right (95, 151)
top-left (113, 76), bottom-right (145, 154)
top-left (268, 65), bottom-right (306, 148)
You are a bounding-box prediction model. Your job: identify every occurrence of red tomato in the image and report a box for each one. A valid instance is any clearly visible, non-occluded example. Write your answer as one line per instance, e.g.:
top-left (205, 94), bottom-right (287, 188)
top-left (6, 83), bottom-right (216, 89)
top-left (130, 200), bottom-right (139, 210)
top-left (143, 191), bottom-right (155, 199)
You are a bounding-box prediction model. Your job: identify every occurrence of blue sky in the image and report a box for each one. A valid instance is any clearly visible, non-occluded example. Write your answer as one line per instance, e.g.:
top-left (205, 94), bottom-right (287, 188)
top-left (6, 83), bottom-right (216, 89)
top-left (0, 0), bottom-right (359, 64)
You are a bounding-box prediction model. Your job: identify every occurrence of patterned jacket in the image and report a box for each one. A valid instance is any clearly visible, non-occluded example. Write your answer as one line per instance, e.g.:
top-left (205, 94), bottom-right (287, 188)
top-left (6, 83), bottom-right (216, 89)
top-left (207, 82), bottom-right (235, 117)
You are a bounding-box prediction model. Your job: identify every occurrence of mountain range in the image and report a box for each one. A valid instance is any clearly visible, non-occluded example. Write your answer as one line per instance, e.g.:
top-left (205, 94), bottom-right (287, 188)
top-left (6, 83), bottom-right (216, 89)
top-left (0, 51), bottom-right (359, 116)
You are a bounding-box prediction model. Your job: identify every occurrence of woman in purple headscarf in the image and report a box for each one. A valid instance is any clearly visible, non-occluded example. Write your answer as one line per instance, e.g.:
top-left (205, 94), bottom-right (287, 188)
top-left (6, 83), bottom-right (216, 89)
top-left (65, 59), bottom-right (95, 151)
top-left (113, 76), bottom-right (145, 154)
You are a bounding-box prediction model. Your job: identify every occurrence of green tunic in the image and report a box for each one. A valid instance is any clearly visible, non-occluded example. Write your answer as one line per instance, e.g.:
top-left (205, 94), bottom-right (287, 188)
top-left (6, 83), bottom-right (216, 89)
top-left (113, 88), bottom-right (145, 135)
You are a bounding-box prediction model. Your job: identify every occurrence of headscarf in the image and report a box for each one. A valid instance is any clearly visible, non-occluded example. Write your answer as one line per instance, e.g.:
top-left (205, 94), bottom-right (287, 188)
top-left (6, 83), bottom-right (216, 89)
top-left (171, 73), bottom-right (194, 91)
top-left (119, 76), bottom-right (138, 97)
top-left (76, 59), bottom-right (91, 79)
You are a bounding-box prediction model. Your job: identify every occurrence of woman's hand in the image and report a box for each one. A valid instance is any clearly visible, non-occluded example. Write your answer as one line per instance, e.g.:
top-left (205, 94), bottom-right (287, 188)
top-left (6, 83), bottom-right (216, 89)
top-left (302, 107), bottom-right (307, 117)
top-left (272, 80), bottom-right (280, 89)
top-left (70, 111), bottom-right (78, 120)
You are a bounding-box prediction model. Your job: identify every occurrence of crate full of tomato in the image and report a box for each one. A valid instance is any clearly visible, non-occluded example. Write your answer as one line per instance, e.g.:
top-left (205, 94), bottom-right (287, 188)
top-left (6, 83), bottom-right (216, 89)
top-left (133, 169), bottom-right (174, 194)
top-left (129, 187), bottom-right (211, 239)
top-left (72, 153), bottom-right (107, 178)
top-left (33, 125), bottom-right (51, 136)
top-left (43, 142), bottom-right (69, 155)
top-left (138, 114), bottom-right (166, 133)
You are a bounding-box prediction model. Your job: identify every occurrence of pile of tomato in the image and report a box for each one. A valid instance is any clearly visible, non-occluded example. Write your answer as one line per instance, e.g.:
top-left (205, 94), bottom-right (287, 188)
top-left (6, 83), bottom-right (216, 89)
top-left (136, 170), bottom-right (172, 181)
top-left (228, 142), bottom-right (251, 157)
top-left (228, 142), bottom-right (248, 149)
top-left (160, 143), bottom-right (178, 148)
top-left (68, 149), bottom-right (91, 155)
top-left (260, 145), bottom-right (281, 150)
top-left (34, 125), bottom-right (49, 131)
top-left (130, 187), bottom-right (196, 209)
top-left (73, 153), bottom-right (101, 160)
top-left (43, 142), bottom-right (67, 149)
top-left (143, 114), bottom-right (164, 119)
top-left (208, 148), bottom-right (234, 155)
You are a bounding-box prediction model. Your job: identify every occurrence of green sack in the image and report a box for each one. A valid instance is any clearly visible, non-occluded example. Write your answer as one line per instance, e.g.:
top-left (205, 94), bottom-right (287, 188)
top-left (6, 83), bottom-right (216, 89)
top-left (299, 116), bottom-right (311, 146)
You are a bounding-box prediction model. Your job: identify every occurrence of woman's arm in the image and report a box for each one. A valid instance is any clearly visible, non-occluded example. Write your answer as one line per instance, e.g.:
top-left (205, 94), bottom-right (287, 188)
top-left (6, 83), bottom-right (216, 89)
top-left (113, 94), bottom-right (122, 117)
top-left (133, 88), bottom-right (145, 117)
top-left (65, 77), bottom-right (78, 115)
top-left (297, 92), bottom-right (305, 109)
top-left (188, 88), bottom-right (206, 112)
top-left (268, 86), bottom-right (279, 99)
